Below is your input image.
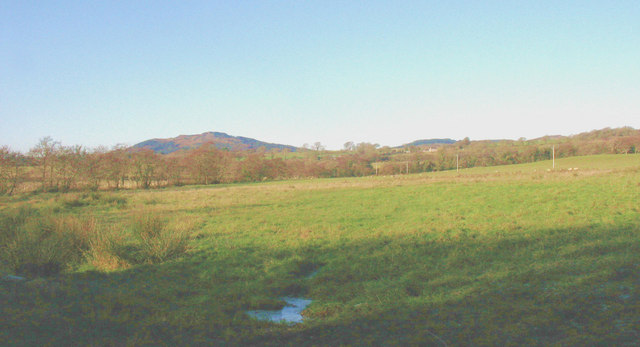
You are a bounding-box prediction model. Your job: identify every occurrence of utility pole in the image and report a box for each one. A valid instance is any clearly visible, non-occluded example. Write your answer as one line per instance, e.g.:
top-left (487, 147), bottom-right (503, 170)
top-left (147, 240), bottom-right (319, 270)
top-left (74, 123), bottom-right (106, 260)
top-left (552, 145), bottom-right (555, 169)
top-left (406, 161), bottom-right (409, 174)
top-left (456, 154), bottom-right (459, 173)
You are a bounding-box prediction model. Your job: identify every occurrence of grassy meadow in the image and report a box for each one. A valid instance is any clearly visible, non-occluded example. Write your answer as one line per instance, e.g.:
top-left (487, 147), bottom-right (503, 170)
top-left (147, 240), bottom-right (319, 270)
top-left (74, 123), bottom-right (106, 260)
top-left (1, 154), bottom-right (639, 345)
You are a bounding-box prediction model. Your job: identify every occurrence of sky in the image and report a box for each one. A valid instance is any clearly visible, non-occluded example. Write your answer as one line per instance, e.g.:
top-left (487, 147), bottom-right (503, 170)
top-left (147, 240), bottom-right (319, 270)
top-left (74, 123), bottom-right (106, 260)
top-left (1, 1), bottom-right (639, 152)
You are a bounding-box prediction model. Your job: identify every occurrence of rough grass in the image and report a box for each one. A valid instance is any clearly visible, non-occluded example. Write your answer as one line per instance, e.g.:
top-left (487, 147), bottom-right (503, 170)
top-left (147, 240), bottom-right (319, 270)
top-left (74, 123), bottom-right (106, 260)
top-left (0, 206), bottom-right (190, 277)
top-left (0, 154), bottom-right (639, 345)
top-left (0, 210), bottom-right (95, 276)
top-left (131, 213), bottom-right (191, 263)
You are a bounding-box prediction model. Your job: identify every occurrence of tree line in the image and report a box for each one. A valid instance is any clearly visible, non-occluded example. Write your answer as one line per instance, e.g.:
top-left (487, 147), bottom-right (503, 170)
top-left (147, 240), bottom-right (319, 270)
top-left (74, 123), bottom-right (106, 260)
top-left (1, 128), bottom-right (639, 195)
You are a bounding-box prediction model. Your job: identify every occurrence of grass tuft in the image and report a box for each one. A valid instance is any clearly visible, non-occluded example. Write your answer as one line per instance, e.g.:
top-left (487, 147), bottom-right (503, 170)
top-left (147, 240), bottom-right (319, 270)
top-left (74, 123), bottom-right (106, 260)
top-left (84, 226), bottom-right (131, 271)
top-left (131, 213), bottom-right (191, 263)
top-left (0, 211), bottom-right (95, 276)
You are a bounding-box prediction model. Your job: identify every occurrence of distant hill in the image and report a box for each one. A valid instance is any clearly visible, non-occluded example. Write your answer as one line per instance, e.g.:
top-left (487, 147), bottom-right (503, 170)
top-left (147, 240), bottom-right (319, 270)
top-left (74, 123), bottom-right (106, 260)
top-left (529, 135), bottom-right (564, 142)
top-left (132, 132), bottom-right (298, 154)
top-left (398, 138), bottom-right (457, 148)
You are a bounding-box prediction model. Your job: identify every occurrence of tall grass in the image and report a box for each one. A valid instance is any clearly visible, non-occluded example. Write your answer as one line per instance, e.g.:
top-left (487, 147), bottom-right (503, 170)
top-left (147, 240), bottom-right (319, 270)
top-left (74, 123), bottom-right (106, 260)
top-left (0, 210), bottom-right (94, 276)
top-left (84, 226), bottom-right (131, 271)
top-left (81, 213), bottom-right (192, 272)
top-left (131, 213), bottom-right (191, 263)
top-left (0, 207), bottom-right (191, 276)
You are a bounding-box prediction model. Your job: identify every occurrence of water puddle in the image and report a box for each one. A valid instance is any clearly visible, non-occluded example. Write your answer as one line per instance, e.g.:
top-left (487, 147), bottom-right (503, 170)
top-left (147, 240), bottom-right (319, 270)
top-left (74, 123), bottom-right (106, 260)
top-left (2, 275), bottom-right (26, 282)
top-left (246, 297), bottom-right (312, 324)
top-left (305, 269), bottom-right (320, 279)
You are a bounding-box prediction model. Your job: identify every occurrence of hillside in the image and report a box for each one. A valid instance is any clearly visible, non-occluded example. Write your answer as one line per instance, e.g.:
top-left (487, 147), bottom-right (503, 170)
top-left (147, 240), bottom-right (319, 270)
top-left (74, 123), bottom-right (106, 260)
top-left (398, 138), bottom-right (457, 147)
top-left (132, 131), bottom-right (298, 154)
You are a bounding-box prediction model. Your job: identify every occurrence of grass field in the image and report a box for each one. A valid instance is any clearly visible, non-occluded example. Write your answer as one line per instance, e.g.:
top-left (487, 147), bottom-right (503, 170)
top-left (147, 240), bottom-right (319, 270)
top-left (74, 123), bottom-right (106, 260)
top-left (1, 154), bottom-right (639, 346)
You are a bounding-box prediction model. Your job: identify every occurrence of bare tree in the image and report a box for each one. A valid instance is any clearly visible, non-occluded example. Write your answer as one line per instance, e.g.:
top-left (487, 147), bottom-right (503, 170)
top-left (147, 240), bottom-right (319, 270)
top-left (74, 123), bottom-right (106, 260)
top-left (55, 145), bottom-right (87, 192)
top-left (84, 147), bottom-right (107, 191)
top-left (131, 149), bottom-right (158, 189)
top-left (0, 146), bottom-right (24, 195)
top-left (162, 156), bottom-right (186, 186)
top-left (29, 137), bottom-right (60, 191)
top-left (104, 144), bottom-right (130, 189)
top-left (187, 144), bottom-right (232, 185)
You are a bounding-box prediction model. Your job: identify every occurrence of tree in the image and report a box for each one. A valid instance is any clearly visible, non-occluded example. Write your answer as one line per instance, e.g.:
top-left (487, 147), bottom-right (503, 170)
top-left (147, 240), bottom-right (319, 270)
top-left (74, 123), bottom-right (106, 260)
top-left (343, 141), bottom-right (355, 151)
top-left (29, 136), bottom-right (60, 191)
top-left (187, 144), bottom-right (231, 184)
top-left (0, 146), bottom-right (24, 195)
top-left (84, 147), bottom-right (107, 191)
top-left (103, 145), bottom-right (130, 189)
top-left (355, 143), bottom-right (379, 160)
top-left (131, 149), bottom-right (158, 189)
top-left (54, 145), bottom-right (86, 192)
top-left (162, 156), bottom-right (186, 186)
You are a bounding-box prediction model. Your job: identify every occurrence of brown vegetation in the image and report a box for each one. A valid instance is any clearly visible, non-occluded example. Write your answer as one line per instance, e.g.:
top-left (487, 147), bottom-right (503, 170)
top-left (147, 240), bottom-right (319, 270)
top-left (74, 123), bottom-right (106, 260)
top-left (0, 127), bottom-right (639, 195)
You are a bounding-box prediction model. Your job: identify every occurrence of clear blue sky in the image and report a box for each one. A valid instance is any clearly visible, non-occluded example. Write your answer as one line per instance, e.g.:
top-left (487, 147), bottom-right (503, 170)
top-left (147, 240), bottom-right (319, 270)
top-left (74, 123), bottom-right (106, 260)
top-left (1, 1), bottom-right (639, 152)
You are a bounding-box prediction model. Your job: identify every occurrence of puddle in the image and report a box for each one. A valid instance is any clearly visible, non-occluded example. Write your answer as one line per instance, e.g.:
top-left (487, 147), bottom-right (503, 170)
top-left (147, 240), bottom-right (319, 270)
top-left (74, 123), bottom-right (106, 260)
top-left (305, 269), bottom-right (320, 279)
top-left (2, 275), bottom-right (26, 282)
top-left (246, 297), bottom-right (312, 323)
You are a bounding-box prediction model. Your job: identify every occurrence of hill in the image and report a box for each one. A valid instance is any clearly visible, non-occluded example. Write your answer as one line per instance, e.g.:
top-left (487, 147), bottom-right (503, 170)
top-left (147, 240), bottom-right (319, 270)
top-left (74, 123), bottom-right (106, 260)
top-left (398, 138), bottom-right (457, 147)
top-left (132, 131), bottom-right (298, 154)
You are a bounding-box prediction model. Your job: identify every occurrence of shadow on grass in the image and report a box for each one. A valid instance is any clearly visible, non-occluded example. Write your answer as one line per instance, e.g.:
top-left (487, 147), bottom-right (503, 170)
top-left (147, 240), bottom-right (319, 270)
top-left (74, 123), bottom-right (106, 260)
top-left (1, 222), bottom-right (639, 346)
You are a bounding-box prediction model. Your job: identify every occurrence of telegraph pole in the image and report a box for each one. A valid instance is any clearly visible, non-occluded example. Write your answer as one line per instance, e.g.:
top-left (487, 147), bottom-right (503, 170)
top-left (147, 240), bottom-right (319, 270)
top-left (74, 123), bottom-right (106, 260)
top-left (456, 154), bottom-right (459, 173)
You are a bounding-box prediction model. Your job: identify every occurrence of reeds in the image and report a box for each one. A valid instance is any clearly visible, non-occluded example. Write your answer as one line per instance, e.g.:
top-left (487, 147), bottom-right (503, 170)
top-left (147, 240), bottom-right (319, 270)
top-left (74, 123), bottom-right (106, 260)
top-left (131, 213), bottom-right (191, 263)
top-left (1, 208), bottom-right (191, 276)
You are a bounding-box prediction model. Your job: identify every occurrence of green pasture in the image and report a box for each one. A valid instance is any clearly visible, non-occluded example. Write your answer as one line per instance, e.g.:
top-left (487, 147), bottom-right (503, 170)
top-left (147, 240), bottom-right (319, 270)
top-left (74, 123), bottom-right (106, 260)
top-left (1, 154), bottom-right (639, 345)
